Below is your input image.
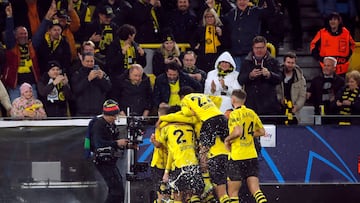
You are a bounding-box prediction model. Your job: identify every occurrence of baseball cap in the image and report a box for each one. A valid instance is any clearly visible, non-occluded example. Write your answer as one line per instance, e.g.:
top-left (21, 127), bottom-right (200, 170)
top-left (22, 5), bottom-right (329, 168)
top-left (99, 5), bottom-right (115, 18)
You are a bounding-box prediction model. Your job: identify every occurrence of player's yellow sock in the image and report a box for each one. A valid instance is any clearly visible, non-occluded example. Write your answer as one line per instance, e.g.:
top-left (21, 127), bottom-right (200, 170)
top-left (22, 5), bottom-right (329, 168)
top-left (253, 190), bottom-right (267, 203)
top-left (201, 172), bottom-right (213, 195)
top-left (174, 201), bottom-right (182, 203)
top-left (202, 193), bottom-right (216, 203)
top-left (188, 195), bottom-right (201, 203)
top-left (219, 194), bottom-right (231, 203)
top-left (229, 196), bottom-right (239, 202)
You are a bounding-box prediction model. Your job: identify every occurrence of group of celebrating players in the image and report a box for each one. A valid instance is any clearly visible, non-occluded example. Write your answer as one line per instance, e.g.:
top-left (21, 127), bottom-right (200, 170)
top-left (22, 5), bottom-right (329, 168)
top-left (150, 86), bottom-right (268, 203)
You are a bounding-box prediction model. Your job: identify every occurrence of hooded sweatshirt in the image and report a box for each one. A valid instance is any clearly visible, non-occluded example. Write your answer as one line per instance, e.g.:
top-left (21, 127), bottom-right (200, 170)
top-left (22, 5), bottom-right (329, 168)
top-left (204, 51), bottom-right (241, 112)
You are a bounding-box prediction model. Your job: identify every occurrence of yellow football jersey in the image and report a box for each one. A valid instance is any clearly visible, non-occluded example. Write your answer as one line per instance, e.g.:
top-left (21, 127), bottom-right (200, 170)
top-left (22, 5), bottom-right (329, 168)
top-left (150, 127), bottom-right (168, 169)
top-left (228, 105), bottom-right (264, 160)
top-left (181, 93), bottom-right (222, 121)
top-left (158, 123), bottom-right (198, 169)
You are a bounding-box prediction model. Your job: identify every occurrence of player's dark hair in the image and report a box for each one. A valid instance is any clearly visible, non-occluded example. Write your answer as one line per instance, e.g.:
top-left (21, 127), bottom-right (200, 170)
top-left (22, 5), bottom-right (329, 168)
top-left (178, 86), bottom-right (194, 97)
top-left (166, 105), bottom-right (181, 114)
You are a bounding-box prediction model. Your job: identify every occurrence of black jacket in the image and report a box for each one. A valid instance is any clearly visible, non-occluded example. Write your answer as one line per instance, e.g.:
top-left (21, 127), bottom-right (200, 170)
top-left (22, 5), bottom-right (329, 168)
top-left (114, 69), bottom-right (153, 116)
top-left (37, 73), bottom-right (71, 117)
top-left (35, 36), bottom-right (72, 76)
top-left (308, 73), bottom-right (345, 115)
top-left (71, 66), bottom-right (112, 116)
top-left (238, 52), bottom-right (282, 115)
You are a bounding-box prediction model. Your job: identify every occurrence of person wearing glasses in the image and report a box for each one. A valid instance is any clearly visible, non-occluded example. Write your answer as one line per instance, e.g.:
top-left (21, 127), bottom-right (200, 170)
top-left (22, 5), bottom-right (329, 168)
top-left (238, 35), bottom-right (282, 125)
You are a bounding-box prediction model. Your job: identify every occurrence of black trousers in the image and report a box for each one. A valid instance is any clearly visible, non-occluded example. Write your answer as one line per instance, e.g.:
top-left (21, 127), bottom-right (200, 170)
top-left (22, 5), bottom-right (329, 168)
top-left (95, 163), bottom-right (124, 203)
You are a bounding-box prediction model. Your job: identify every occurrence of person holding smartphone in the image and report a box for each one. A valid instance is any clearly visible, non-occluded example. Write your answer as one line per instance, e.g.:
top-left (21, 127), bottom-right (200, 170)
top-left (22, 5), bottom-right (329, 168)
top-left (238, 36), bottom-right (282, 125)
top-left (37, 60), bottom-right (71, 117)
top-left (71, 52), bottom-right (112, 116)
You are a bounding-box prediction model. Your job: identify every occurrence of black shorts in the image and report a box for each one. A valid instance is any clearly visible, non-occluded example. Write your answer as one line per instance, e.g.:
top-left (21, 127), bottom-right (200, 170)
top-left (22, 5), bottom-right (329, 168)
top-left (200, 115), bottom-right (228, 147)
top-left (227, 158), bottom-right (259, 181)
top-left (169, 165), bottom-right (204, 195)
top-left (151, 167), bottom-right (165, 192)
top-left (208, 155), bottom-right (228, 186)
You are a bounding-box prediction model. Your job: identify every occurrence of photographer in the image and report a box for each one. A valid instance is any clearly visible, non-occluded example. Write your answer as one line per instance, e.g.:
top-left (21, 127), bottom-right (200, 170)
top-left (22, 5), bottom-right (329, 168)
top-left (91, 99), bottom-right (129, 203)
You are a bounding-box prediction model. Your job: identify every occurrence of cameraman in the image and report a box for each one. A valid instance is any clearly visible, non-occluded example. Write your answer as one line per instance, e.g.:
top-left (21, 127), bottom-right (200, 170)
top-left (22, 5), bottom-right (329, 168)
top-left (91, 99), bottom-right (129, 203)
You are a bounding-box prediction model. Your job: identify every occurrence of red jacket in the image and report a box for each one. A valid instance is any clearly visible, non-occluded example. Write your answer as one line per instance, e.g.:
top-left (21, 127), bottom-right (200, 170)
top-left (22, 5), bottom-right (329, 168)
top-left (2, 43), bottom-right (40, 88)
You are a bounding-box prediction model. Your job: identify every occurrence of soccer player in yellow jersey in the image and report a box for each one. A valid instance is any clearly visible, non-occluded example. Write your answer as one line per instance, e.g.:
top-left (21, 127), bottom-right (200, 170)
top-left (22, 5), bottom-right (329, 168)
top-left (159, 106), bottom-right (204, 203)
top-left (150, 106), bottom-right (171, 203)
top-left (178, 87), bottom-right (230, 203)
top-left (225, 89), bottom-right (268, 203)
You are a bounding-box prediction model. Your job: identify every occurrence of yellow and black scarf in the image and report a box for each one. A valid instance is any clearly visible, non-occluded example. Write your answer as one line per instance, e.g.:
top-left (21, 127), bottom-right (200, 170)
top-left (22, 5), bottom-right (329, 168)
top-left (45, 32), bottom-right (61, 53)
top-left (205, 25), bottom-right (221, 54)
top-left (120, 40), bottom-right (136, 69)
top-left (18, 44), bottom-right (33, 74)
top-left (99, 25), bottom-right (113, 51)
top-left (339, 87), bottom-right (359, 115)
top-left (217, 64), bottom-right (233, 77)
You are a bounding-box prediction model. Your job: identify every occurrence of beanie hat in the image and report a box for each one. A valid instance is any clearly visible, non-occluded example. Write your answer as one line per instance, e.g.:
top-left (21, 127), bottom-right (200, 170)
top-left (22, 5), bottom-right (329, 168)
top-left (20, 82), bottom-right (32, 95)
top-left (47, 60), bottom-right (62, 71)
top-left (103, 99), bottom-right (120, 116)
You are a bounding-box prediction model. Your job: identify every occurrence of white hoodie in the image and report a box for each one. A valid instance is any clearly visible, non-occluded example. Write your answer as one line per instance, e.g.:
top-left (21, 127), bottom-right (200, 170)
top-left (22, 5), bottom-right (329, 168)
top-left (204, 51), bottom-right (241, 112)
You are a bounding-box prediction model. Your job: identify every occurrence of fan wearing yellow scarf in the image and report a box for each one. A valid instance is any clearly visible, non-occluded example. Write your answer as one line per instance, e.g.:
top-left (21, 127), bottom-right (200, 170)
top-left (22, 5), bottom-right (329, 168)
top-left (33, 18), bottom-right (72, 76)
top-left (191, 8), bottom-right (224, 73)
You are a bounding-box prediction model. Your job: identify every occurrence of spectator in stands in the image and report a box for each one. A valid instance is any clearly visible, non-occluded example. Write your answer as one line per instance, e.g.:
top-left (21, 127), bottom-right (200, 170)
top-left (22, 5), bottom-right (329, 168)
top-left (130, 0), bottom-right (164, 43)
top-left (3, 3), bottom-right (56, 101)
top-left (334, 70), bottom-right (360, 125)
top-left (276, 52), bottom-right (307, 125)
top-left (106, 24), bottom-right (146, 78)
top-left (71, 52), bottom-right (111, 116)
top-left (190, 8), bottom-right (226, 73)
top-left (238, 36), bottom-right (282, 124)
top-left (93, 0), bottom-right (132, 27)
top-left (112, 64), bottom-right (153, 117)
top-left (69, 40), bottom-right (96, 77)
top-left (316, 0), bottom-right (357, 35)
top-left (165, 0), bottom-right (198, 43)
top-left (257, 0), bottom-right (286, 52)
top-left (181, 51), bottom-right (207, 88)
top-left (10, 0), bottom-right (52, 38)
top-left (153, 62), bottom-right (202, 108)
top-left (152, 32), bottom-right (182, 76)
top-left (223, 0), bottom-right (275, 72)
top-left (310, 12), bottom-right (355, 78)
top-left (204, 51), bottom-right (241, 113)
top-left (0, 81), bottom-right (12, 117)
top-left (72, 0), bottom-right (94, 43)
top-left (11, 82), bottom-right (46, 119)
top-left (54, 0), bottom-right (81, 61)
top-left (37, 60), bottom-right (71, 117)
top-left (32, 18), bottom-right (72, 76)
top-left (197, 0), bottom-right (233, 21)
top-left (84, 5), bottom-right (119, 55)
top-left (307, 56), bottom-right (345, 124)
